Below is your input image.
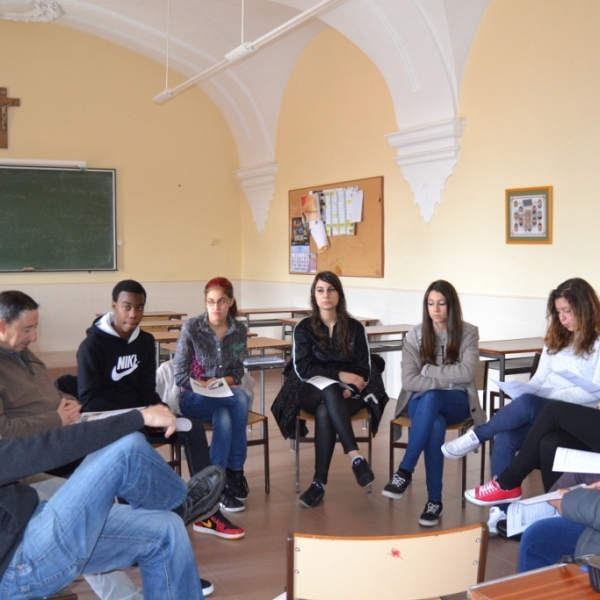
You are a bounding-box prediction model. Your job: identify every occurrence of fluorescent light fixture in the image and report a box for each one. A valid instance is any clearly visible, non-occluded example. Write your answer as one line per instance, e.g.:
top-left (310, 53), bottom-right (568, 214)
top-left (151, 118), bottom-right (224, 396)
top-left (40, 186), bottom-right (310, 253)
top-left (0, 158), bottom-right (87, 169)
top-left (153, 0), bottom-right (345, 104)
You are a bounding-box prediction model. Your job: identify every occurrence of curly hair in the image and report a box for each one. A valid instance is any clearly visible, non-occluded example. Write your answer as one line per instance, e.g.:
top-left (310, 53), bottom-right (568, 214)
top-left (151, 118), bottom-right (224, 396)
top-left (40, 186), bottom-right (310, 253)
top-left (545, 278), bottom-right (600, 356)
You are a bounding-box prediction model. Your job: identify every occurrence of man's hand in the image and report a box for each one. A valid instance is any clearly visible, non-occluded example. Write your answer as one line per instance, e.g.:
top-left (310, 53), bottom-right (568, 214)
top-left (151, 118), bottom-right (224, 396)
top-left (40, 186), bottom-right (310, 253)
top-left (339, 371), bottom-right (367, 391)
top-left (140, 404), bottom-right (177, 438)
top-left (57, 398), bottom-right (81, 426)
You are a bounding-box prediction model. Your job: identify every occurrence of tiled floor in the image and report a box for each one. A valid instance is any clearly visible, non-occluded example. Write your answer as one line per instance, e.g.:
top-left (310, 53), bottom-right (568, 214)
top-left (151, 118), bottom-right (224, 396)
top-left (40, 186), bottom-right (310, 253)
top-left (70, 369), bottom-right (545, 599)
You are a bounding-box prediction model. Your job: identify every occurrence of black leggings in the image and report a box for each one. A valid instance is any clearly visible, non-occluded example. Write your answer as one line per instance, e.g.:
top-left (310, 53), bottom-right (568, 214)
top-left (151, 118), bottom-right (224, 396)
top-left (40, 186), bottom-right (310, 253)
top-left (298, 382), bottom-right (364, 484)
top-left (497, 402), bottom-right (597, 492)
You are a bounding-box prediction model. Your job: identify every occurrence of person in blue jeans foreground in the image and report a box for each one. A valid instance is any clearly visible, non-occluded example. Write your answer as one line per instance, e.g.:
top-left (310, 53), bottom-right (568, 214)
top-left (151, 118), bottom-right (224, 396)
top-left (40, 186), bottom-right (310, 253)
top-left (518, 475), bottom-right (600, 572)
top-left (174, 277), bottom-right (251, 513)
top-left (443, 278), bottom-right (600, 506)
top-left (0, 403), bottom-right (225, 600)
top-left (382, 280), bottom-right (485, 527)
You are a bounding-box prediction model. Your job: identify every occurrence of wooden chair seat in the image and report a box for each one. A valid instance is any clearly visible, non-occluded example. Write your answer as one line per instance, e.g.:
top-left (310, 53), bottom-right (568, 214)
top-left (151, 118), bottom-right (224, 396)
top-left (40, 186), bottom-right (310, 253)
top-left (295, 406), bottom-right (372, 493)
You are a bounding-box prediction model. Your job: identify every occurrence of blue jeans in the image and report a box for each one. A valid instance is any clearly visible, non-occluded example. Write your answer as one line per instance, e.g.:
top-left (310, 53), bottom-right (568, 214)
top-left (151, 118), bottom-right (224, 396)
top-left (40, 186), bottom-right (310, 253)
top-left (0, 433), bottom-right (203, 600)
top-left (473, 394), bottom-right (554, 477)
top-left (518, 517), bottom-right (586, 572)
top-left (399, 389), bottom-right (470, 501)
top-left (179, 388), bottom-right (250, 471)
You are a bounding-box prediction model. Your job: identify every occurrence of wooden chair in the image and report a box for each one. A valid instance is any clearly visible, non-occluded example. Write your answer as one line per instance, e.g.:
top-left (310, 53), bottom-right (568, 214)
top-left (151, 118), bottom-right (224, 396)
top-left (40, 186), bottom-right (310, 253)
top-left (286, 522), bottom-right (488, 599)
top-left (202, 411), bottom-right (270, 494)
top-left (294, 406), bottom-right (372, 493)
top-left (389, 361), bottom-right (488, 507)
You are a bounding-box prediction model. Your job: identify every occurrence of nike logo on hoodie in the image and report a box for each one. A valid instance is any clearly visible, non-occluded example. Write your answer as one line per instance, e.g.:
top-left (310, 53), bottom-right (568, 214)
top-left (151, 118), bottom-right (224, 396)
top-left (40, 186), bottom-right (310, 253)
top-left (111, 354), bottom-right (139, 381)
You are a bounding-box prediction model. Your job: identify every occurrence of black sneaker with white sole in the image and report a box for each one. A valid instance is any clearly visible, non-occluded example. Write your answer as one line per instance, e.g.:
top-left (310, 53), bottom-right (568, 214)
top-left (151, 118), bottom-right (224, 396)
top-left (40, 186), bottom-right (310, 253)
top-left (381, 469), bottom-right (412, 499)
top-left (299, 482), bottom-right (325, 508)
top-left (419, 501), bottom-right (443, 526)
top-left (352, 457), bottom-right (375, 487)
top-left (219, 488), bottom-right (245, 512)
top-left (201, 578), bottom-right (214, 596)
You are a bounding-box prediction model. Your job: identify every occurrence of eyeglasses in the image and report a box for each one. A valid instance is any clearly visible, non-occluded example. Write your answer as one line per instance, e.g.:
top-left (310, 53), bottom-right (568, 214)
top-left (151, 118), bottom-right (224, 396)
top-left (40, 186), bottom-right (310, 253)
top-left (206, 299), bottom-right (230, 308)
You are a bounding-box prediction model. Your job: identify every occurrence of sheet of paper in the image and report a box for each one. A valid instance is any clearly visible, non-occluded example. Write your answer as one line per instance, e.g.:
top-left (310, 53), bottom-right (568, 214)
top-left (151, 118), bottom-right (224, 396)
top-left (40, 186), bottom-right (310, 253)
top-left (490, 378), bottom-right (551, 399)
top-left (190, 377), bottom-right (232, 398)
top-left (507, 500), bottom-right (559, 537)
top-left (309, 220), bottom-right (329, 252)
top-left (350, 188), bottom-right (363, 223)
top-left (553, 447), bottom-right (600, 474)
top-left (306, 376), bottom-right (353, 391)
top-left (554, 370), bottom-right (600, 397)
top-left (519, 484), bottom-right (586, 505)
top-left (290, 245), bottom-right (311, 272)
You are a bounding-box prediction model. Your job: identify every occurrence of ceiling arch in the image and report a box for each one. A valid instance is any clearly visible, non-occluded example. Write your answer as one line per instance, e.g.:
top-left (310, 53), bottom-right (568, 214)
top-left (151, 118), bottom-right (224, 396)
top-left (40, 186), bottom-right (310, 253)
top-left (2, 0), bottom-right (489, 225)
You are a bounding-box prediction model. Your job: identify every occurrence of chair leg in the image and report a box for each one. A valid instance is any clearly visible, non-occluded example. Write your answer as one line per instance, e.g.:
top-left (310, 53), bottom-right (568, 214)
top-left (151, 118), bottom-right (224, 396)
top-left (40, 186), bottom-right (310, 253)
top-left (295, 418), bottom-right (301, 494)
top-left (479, 440), bottom-right (486, 485)
top-left (263, 418), bottom-right (270, 495)
top-left (389, 425), bottom-right (395, 481)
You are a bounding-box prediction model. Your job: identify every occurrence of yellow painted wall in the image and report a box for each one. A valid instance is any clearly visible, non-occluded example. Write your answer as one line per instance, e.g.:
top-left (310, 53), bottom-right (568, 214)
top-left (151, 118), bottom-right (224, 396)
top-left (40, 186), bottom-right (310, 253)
top-left (0, 20), bottom-right (241, 284)
top-left (242, 1), bottom-right (600, 298)
top-left (241, 28), bottom-right (408, 287)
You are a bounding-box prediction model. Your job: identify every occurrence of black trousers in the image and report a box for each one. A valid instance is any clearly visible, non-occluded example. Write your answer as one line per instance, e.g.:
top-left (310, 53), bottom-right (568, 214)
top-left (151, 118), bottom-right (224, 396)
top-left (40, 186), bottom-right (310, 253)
top-left (497, 402), bottom-right (597, 492)
top-left (146, 416), bottom-right (210, 476)
top-left (298, 382), bottom-right (364, 484)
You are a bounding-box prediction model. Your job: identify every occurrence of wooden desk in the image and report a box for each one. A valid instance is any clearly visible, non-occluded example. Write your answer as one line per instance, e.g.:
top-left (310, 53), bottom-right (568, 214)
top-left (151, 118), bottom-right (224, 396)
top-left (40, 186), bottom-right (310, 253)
top-left (468, 563), bottom-right (594, 599)
top-left (246, 337), bottom-right (292, 416)
top-left (279, 316), bottom-right (380, 339)
top-left (365, 323), bottom-right (413, 353)
top-left (238, 307), bottom-right (310, 330)
top-left (95, 311), bottom-right (187, 320)
top-left (142, 311), bottom-right (187, 320)
top-left (478, 337), bottom-right (544, 408)
top-left (140, 319), bottom-right (185, 332)
top-left (151, 330), bottom-right (181, 364)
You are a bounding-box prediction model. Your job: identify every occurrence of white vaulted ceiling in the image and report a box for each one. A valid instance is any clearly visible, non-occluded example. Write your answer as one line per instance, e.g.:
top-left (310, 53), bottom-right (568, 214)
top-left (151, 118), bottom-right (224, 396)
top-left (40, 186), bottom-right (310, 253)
top-left (1, 0), bottom-right (490, 224)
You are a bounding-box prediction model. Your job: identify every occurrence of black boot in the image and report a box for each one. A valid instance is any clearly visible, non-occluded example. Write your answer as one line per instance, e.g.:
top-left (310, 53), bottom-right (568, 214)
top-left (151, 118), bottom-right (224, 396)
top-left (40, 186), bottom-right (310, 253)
top-left (226, 468), bottom-right (249, 500)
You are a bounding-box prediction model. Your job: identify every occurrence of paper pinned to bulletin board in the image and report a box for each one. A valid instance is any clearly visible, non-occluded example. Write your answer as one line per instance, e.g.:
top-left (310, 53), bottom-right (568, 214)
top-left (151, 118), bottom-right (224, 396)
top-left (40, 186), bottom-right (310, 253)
top-left (289, 176), bottom-right (384, 278)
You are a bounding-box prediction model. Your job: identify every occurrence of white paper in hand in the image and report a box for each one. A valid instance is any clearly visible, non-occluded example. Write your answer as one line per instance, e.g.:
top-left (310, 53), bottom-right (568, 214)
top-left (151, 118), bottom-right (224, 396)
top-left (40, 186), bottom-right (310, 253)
top-left (190, 377), bottom-right (232, 398)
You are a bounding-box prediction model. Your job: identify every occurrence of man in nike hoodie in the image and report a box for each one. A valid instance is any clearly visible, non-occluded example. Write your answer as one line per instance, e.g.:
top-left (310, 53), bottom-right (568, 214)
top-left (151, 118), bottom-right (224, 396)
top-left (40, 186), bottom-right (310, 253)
top-left (77, 280), bottom-right (245, 547)
top-left (77, 279), bottom-right (211, 474)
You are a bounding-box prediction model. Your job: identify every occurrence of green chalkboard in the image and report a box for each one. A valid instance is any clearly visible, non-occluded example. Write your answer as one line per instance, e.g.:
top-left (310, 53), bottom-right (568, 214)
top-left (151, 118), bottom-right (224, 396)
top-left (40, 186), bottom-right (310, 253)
top-left (0, 167), bottom-right (116, 271)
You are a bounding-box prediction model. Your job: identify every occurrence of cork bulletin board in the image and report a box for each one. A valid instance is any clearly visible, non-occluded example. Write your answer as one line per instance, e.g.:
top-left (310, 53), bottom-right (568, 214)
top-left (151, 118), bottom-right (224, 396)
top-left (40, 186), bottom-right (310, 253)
top-left (288, 176), bottom-right (384, 278)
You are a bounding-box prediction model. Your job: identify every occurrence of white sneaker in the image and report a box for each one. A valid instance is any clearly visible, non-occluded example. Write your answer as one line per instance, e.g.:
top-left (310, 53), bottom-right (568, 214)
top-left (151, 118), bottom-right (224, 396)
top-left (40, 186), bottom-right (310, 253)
top-left (441, 430), bottom-right (481, 459)
top-left (487, 506), bottom-right (507, 537)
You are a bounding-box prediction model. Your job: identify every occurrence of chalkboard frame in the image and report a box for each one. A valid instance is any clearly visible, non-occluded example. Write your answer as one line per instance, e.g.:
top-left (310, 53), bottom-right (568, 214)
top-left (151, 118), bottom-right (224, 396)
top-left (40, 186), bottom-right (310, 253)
top-left (0, 166), bottom-right (117, 272)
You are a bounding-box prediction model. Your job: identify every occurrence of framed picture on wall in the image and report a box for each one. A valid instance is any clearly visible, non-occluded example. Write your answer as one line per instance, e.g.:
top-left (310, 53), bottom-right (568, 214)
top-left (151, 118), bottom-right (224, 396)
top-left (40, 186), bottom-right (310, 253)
top-left (505, 186), bottom-right (552, 244)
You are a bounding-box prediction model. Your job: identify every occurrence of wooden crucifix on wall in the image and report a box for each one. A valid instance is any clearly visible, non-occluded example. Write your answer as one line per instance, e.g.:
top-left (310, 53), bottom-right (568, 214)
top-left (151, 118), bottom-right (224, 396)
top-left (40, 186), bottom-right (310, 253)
top-left (0, 87), bottom-right (21, 149)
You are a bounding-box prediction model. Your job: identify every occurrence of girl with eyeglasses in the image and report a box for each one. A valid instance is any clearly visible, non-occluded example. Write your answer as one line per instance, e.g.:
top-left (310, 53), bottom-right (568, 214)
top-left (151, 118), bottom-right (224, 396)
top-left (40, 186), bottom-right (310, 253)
top-left (173, 277), bottom-right (250, 527)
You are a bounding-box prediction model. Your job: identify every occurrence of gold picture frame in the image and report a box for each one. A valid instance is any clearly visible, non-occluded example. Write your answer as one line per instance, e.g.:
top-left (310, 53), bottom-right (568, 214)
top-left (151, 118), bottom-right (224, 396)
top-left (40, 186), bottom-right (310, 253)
top-left (506, 186), bottom-right (552, 244)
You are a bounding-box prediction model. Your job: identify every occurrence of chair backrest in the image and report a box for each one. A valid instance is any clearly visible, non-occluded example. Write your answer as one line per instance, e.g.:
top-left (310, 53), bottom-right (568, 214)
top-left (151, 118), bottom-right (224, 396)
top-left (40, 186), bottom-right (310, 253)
top-left (530, 351), bottom-right (541, 379)
top-left (286, 523), bottom-right (488, 600)
top-left (474, 360), bottom-right (488, 394)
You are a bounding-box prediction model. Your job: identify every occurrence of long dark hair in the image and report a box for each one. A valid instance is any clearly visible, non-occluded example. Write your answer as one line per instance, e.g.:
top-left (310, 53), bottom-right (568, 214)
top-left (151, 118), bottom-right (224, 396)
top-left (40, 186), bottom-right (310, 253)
top-left (545, 278), bottom-right (600, 356)
top-left (309, 271), bottom-right (352, 356)
top-left (204, 277), bottom-right (238, 318)
top-left (420, 280), bottom-right (463, 365)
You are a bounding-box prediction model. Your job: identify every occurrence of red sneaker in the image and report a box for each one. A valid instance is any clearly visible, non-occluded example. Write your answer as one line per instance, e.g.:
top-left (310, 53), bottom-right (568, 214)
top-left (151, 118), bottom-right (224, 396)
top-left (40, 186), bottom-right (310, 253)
top-left (193, 509), bottom-right (245, 539)
top-left (464, 479), bottom-right (522, 506)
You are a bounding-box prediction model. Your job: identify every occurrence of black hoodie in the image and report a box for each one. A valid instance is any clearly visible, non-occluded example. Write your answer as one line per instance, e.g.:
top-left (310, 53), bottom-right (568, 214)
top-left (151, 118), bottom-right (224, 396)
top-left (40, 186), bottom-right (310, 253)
top-left (76, 313), bottom-right (161, 412)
